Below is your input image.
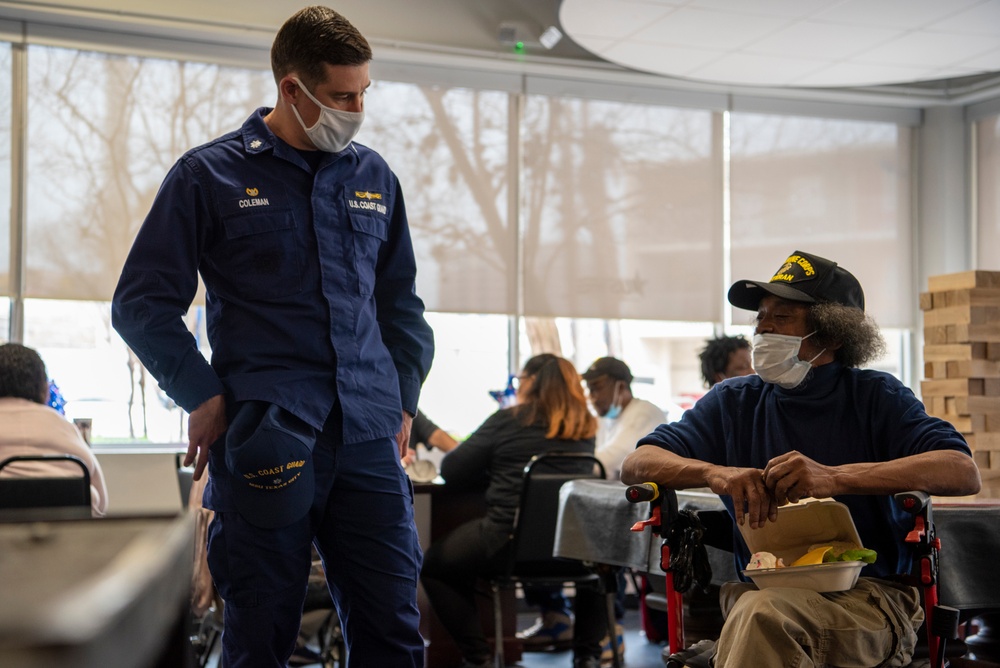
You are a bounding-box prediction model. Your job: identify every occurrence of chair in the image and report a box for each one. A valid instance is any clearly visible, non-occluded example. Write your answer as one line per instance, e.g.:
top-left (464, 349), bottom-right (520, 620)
top-left (627, 483), bottom-right (962, 668)
top-left (488, 452), bottom-right (618, 668)
top-left (0, 454), bottom-right (92, 518)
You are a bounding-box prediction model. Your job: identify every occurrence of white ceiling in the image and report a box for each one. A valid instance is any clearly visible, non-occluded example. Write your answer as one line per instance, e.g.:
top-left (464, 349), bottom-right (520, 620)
top-left (560, 0), bottom-right (1000, 87)
top-left (3, 0), bottom-right (1000, 95)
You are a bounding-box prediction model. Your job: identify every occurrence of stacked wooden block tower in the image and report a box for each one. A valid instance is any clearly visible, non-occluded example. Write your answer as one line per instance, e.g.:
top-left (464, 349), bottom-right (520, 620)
top-left (920, 270), bottom-right (1000, 479)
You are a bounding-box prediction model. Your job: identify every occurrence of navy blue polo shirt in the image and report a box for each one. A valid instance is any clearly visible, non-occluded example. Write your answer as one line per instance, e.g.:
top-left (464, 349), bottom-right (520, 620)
top-left (638, 363), bottom-right (972, 579)
top-left (112, 108), bottom-right (434, 444)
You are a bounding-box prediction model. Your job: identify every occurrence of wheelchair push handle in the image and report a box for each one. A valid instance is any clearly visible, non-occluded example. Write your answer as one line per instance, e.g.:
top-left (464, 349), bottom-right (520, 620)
top-left (625, 482), bottom-right (660, 503)
top-left (893, 490), bottom-right (930, 515)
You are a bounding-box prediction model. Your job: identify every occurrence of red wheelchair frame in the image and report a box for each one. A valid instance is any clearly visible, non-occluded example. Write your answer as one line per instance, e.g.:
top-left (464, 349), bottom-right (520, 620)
top-left (626, 483), bottom-right (961, 668)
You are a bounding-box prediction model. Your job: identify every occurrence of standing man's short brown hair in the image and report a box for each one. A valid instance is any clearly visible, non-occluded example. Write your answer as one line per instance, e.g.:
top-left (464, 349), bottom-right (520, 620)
top-left (270, 6), bottom-right (372, 87)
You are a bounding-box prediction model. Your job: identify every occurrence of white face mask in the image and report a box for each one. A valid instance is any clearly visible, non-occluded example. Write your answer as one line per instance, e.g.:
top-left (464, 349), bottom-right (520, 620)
top-left (290, 77), bottom-right (364, 153)
top-left (752, 332), bottom-right (825, 390)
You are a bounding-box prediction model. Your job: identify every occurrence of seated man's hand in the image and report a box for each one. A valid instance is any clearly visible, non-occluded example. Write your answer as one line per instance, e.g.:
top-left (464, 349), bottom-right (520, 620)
top-left (762, 450), bottom-right (836, 505)
top-left (706, 465), bottom-right (777, 529)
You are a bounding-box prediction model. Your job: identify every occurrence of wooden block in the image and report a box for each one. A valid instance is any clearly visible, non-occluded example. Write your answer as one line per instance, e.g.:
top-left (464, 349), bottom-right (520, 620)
top-left (990, 343), bottom-right (1000, 360)
top-left (928, 271), bottom-right (1000, 292)
top-left (955, 396), bottom-right (1000, 415)
top-left (919, 292), bottom-right (934, 311)
top-left (950, 288), bottom-right (1000, 306)
top-left (945, 397), bottom-right (958, 414)
top-left (984, 459), bottom-right (1000, 478)
top-left (953, 323), bottom-right (1000, 343)
top-left (970, 414), bottom-right (1000, 432)
top-left (924, 395), bottom-right (944, 416)
top-left (942, 414), bottom-right (973, 432)
top-left (966, 432), bottom-right (1000, 451)
top-left (921, 305), bottom-right (1000, 327)
top-left (974, 450), bottom-right (991, 469)
top-left (946, 359), bottom-right (1000, 378)
top-left (987, 379), bottom-right (1000, 396)
top-left (925, 361), bottom-right (949, 379)
top-left (920, 378), bottom-right (984, 397)
top-left (924, 343), bottom-right (986, 362)
top-left (923, 326), bottom-right (950, 345)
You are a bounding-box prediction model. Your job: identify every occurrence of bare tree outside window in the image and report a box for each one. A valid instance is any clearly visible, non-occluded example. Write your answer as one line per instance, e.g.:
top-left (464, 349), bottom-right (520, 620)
top-left (23, 46), bottom-right (271, 441)
top-left (522, 97), bottom-right (719, 323)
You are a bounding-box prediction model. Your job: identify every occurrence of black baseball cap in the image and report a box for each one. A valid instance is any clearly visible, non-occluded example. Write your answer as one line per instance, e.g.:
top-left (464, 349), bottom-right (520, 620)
top-left (582, 357), bottom-right (633, 383)
top-left (225, 401), bottom-right (316, 529)
top-left (728, 250), bottom-right (865, 312)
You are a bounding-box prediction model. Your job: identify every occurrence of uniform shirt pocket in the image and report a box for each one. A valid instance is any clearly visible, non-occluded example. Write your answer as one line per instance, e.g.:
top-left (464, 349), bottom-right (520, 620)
top-left (216, 186), bottom-right (304, 301)
top-left (345, 187), bottom-right (389, 297)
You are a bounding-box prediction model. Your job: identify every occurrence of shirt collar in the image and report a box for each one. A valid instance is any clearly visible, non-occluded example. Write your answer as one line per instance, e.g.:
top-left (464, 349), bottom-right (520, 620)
top-left (774, 360), bottom-right (843, 396)
top-left (240, 107), bottom-right (359, 170)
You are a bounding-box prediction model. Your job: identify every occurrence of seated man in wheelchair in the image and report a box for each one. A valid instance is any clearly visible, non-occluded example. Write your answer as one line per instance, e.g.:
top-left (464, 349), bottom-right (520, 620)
top-left (622, 250), bottom-right (982, 668)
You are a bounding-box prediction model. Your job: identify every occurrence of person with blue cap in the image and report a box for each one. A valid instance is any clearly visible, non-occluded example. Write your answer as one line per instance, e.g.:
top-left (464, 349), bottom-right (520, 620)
top-left (111, 6), bottom-right (433, 666)
top-left (622, 250), bottom-right (981, 667)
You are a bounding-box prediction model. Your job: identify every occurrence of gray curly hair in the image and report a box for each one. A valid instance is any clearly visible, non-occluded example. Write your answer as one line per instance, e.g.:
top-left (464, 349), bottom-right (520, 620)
top-left (806, 302), bottom-right (886, 368)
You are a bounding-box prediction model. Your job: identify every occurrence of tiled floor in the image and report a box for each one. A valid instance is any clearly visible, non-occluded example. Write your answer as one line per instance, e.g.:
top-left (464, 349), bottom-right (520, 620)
top-left (200, 606), bottom-right (669, 667)
top-left (511, 608), bottom-right (666, 668)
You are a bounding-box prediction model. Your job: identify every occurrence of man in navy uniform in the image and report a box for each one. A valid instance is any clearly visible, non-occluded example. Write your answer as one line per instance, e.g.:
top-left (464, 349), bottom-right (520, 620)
top-left (113, 6), bottom-right (433, 666)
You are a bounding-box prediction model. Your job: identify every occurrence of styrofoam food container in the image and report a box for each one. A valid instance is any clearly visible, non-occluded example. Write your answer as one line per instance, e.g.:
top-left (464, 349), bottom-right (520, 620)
top-left (738, 498), bottom-right (868, 593)
top-left (741, 560), bottom-right (864, 592)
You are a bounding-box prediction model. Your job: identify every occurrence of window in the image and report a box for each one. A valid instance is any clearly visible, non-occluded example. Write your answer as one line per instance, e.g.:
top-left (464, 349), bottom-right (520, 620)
top-left (360, 83), bottom-right (514, 315)
top-left (0, 42), bottom-right (11, 300)
top-left (730, 114), bottom-right (913, 329)
top-left (24, 46), bottom-right (272, 442)
top-left (521, 96), bottom-right (721, 322)
top-left (419, 312), bottom-right (510, 438)
top-left (7, 41), bottom-right (920, 445)
top-left (26, 46), bottom-right (272, 301)
top-left (977, 114), bottom-right (1000, 270)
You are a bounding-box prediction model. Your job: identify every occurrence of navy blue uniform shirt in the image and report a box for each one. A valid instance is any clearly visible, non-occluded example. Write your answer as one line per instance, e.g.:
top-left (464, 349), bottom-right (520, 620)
top-left (638, 362), bottom-right (971, 579)
top-left (112, 108), bottom-right (434, 443)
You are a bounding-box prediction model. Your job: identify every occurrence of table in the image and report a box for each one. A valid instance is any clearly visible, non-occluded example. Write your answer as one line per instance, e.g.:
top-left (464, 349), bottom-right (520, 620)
top-left (413, 482), bottom-right (521, 667)
top-left (0, 514), bottom-right (195, 668)
top-left (554, 479), bottom-right (735, 581)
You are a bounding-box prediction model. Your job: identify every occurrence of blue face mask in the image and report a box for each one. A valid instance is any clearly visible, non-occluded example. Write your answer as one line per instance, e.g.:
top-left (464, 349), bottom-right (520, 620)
top-left (605, 382), bottom-right (623, 420)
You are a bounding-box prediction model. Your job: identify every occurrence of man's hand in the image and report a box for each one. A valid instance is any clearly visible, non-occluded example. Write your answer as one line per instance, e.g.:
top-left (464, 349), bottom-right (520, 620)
top-left (763, 451), bottom-right (837, 505)
top-left (401, 446), bottom-right (417, 467)
top-left (395, 411), bottom-right (413, 459)
top-left (186, 394), bottom-right (227, 481)
top-left (705, 465), bottom-right (777, 529)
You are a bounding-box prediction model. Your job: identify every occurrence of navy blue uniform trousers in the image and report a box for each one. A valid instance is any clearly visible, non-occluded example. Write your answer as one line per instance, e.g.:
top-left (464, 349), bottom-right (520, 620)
top-left (206, 414), bottom-right (424, 667)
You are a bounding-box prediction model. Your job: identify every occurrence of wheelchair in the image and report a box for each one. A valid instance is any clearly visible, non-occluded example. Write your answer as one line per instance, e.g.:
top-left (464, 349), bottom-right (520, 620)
top-left (626, 483), bottom-right (964, 668)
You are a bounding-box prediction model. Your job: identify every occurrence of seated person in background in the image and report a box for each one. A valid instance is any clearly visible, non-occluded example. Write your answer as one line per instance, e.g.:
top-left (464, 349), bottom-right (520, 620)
top-left (0, 343), bottom-right (109, 516)
top-left (622, 250), bottom-right (981, 668)
top-left (582, 356), bottom-right (666, 480)
top-left (519, 356), bottom-right (665, 654)
top-left (421, 353), bottom-right (606, 668)
top-left (698, 334), bottom-right (754, 388)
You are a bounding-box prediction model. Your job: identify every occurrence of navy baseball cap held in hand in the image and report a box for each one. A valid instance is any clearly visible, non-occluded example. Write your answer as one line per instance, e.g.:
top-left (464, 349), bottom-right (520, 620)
top-left (225, 401), bottom-right (317, 529)
top-left (727, 250), bottom-right (865, 312)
